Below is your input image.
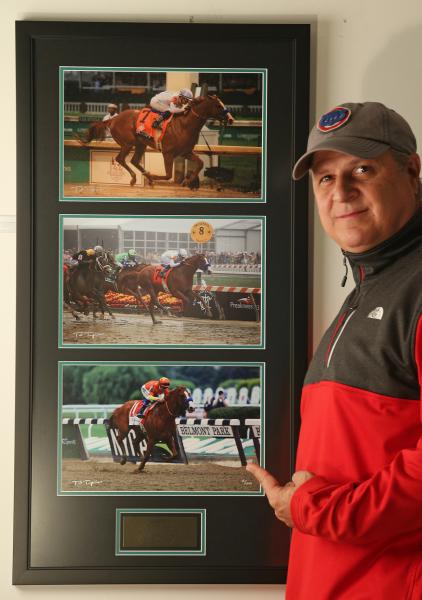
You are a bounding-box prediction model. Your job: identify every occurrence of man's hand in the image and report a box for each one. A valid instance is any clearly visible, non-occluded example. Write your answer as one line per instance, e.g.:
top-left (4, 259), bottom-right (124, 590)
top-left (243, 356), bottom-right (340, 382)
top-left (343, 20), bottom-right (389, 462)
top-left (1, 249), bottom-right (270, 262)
top-left (246, 463), bottom-right (314, 527)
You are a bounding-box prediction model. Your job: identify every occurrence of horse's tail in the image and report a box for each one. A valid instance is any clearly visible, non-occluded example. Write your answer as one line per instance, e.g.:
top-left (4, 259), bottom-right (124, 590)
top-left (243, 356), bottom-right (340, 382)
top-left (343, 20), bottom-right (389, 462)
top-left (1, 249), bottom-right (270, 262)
top-left (74, 120), bottom-right (108, 145)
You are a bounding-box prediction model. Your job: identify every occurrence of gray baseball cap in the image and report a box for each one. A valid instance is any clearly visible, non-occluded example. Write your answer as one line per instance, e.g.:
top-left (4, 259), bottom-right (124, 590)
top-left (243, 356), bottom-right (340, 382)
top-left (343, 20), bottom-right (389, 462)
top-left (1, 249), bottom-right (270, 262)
top-left (293, 102), bottom-right (417, 180)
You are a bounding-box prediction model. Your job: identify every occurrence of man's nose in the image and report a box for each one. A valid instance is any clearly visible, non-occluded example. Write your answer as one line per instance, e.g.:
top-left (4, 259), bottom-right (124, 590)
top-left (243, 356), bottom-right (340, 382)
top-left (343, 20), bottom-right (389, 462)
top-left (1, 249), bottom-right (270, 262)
top-left (332, 176), bottom-right (357, 203)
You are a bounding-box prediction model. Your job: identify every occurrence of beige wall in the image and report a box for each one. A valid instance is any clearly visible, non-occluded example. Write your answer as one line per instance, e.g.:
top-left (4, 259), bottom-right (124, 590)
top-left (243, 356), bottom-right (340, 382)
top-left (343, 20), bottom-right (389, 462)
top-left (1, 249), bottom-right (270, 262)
top-left (2, 1), bottom-right (422, 598)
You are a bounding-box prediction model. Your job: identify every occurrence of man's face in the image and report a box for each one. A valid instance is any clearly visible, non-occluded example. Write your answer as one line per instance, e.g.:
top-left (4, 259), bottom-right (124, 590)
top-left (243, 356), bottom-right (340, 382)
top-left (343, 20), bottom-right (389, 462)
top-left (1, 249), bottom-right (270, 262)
top-left (311, 150), bottom-right (421, 253)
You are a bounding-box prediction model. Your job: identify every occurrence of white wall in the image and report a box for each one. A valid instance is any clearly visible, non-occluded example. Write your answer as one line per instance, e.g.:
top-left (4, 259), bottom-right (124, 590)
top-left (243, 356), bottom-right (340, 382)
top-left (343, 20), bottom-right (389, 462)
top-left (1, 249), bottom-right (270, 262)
top-left (245, 229), bottom-right (261, 252)
top-left (3, 1), bottom-right (422, 599)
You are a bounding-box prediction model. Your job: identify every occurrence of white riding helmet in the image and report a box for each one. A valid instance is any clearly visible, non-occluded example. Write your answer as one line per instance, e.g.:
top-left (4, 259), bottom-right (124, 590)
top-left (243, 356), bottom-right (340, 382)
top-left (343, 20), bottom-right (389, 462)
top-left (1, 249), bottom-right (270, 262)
top-left (94, 245), bottom-right (104, 253)
top-left (179, 248), bottom-right (188, 258)
top-left (178, 88), bottom-right (193, 100)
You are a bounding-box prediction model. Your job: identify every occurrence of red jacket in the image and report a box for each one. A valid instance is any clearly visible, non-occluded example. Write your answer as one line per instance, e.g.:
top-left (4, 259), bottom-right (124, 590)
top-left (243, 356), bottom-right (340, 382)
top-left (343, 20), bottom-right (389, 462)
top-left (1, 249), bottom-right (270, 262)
top-left (287, 211), bottom-right (422, 599)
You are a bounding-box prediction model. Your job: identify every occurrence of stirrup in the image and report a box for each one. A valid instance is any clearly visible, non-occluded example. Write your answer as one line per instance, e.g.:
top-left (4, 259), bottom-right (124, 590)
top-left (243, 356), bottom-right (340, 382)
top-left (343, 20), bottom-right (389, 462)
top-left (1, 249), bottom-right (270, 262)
top-left (136, 130), bottom-right (153, 140)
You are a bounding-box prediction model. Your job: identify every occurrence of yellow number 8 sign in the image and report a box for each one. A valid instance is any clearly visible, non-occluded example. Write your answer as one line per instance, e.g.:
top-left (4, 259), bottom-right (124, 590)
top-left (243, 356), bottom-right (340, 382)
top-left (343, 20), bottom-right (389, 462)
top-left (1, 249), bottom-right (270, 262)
top-left (190, 221), bottom-right (214, 243)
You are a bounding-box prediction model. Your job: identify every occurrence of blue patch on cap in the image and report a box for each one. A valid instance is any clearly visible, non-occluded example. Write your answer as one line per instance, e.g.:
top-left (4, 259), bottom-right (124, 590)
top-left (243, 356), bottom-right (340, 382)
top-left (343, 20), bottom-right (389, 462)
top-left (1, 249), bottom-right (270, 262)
top-left (317, 106), bottom-right (351, 133)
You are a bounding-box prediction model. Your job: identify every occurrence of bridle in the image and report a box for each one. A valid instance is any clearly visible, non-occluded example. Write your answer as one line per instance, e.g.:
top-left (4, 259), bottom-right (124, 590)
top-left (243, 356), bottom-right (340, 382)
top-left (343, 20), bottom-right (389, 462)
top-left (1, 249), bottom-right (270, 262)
top-left (164, 399), bottom-right (176, 417)
top-left (164, 389), bottom-right (191, 417)
top-left (189, 97), bottom-right (230, 122)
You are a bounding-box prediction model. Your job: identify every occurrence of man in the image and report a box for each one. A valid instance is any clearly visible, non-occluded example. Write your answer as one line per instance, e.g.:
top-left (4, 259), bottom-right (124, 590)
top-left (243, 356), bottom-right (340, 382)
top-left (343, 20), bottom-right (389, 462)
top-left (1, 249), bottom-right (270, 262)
top-left (150, 88), bottom-right (193, 130)
top-left (203, 389), bottom-right (228, 416)
top-left (248, 102), bottom-right (422, 599)
top-left (115, 248), bottom-right (142, 269)
top-left (72, 247), bottom-right (96, 267)
top-left (159, 248), bottom-right (188, 278)
top-left (136, 376), bottom-right (171, 419)
top-left (102, 103), bottom-right (118, 123)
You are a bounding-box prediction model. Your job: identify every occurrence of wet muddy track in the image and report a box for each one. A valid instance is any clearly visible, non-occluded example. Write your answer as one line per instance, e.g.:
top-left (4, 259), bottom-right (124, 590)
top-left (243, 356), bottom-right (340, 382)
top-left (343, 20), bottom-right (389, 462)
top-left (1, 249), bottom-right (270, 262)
top-left (62, 312), bottom-right (261, 346)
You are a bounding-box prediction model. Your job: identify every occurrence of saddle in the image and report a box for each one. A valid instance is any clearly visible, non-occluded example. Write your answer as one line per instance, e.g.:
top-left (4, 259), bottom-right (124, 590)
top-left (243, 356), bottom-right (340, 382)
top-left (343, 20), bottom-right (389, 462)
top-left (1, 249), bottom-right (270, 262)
top-left (135, 108), bottom-right (173, 144)
top-left (128, 400), bottom-right (155, 427)
top-left (152, 265), bottom-right (172, 293)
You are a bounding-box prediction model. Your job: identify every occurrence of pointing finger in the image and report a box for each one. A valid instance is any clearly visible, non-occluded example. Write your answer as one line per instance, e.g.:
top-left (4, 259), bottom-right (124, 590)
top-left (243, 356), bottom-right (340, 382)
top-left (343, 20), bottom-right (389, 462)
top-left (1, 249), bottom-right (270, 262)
top-left (246, 463), bottom-right (282, 494)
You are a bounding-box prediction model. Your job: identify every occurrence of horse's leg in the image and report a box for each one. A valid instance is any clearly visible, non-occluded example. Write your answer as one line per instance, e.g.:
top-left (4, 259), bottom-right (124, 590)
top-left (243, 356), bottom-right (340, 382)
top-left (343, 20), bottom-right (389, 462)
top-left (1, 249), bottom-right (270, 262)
top-left (73, 291), bottom-right (90, 316)
top-left (110, 409), bottom-right (130, 465)
top-left (64, 302), bottom-right (81, 320)
top-left (100, 290), bottom-right (115, 319)
top-left (93, 286), bottom-right (114, 320)
top-left (146, 284), bottom-right (170, 319)
top-left (135, 438), bottom-right (155, 473)
top-left (138, 285), bottom-right (162, 325)
top-left (114, 145), bottom-right (138, 186)
top-left (182, 151), bottom-right (203, 190)
top-left (130, 142), bottom-right (154, 186)
top-left (134, 427), bottom-right (145, 459)
top-left (164, 433), bottom-right (179, 461)
top-left (146, 151), bottom-right (174, 183)
top-left (120, 284), bottom-right (142, 315)
top-left (115, 431), bottom-right (128, 465)
top-left (89, 291), bottom-right (101, 319)
top-left (119, 283), bottom-right (151, 318)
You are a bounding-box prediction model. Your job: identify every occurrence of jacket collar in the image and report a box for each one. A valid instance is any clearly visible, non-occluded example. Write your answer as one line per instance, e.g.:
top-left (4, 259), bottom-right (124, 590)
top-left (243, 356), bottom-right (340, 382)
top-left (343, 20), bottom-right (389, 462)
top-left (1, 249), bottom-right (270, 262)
top-left (343, 205), bottom-right (422, 285)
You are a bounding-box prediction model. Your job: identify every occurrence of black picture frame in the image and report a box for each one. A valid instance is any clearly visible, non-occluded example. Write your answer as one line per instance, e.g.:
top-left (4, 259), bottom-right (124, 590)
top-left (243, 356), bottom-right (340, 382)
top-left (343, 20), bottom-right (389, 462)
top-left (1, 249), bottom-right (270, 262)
top-left (14, 20), bottom-right (310, 585)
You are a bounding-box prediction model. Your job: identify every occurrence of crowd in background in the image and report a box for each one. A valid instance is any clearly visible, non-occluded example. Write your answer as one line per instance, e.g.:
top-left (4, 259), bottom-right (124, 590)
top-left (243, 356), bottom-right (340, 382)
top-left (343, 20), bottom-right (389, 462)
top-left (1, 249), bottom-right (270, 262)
top-left (63, 248), bottom-right (261, 268)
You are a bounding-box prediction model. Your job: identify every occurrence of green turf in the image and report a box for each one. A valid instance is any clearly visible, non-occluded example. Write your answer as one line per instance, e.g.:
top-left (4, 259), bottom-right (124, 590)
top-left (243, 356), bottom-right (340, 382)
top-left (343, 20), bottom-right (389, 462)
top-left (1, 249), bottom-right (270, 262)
top-left (201, 273), bottom-right (261, 288)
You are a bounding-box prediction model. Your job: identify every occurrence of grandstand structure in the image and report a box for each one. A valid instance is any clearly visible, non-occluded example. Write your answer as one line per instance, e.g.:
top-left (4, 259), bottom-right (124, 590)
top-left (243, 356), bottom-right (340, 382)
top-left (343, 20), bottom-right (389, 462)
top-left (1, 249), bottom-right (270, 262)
top-left (63, 69), bottom-right (263, 118)
top-left (62, 217), bottom-right (262, 267)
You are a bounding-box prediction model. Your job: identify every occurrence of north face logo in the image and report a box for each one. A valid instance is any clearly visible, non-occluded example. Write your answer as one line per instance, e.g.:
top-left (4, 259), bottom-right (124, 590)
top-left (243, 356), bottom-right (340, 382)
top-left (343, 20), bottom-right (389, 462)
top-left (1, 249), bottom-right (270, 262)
top-left (367, 307), bottom-right (384, 320)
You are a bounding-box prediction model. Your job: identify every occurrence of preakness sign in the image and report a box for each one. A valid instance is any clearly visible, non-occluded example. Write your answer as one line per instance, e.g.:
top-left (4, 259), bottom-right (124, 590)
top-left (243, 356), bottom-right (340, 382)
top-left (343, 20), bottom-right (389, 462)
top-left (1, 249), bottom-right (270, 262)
top-left (14, 21), bottom-right (310, 585)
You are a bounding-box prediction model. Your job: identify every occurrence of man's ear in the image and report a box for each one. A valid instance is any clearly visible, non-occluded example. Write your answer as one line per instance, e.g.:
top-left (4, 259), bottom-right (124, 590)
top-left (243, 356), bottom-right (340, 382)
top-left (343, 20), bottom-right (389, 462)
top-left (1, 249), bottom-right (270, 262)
top-left (407, 153), bottom-right (421, 191)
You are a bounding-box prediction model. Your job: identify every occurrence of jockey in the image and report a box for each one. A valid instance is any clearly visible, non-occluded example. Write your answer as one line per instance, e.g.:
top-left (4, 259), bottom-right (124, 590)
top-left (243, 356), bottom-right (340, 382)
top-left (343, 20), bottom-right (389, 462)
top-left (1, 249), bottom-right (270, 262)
top-left (72, 248), bottom-right (96, 267)
top-left (115, 248), bottom-right (141, 269)
top-left (136, 377), bottom-right (171, 418)
top-left (159, 248), bottom-right (188, 277)
top-left (150, 88), bottom-right (193, 130)
top-left (93, 245), bottom-right (109, 270)
top-left (94, 245), bottom-right (105, 258)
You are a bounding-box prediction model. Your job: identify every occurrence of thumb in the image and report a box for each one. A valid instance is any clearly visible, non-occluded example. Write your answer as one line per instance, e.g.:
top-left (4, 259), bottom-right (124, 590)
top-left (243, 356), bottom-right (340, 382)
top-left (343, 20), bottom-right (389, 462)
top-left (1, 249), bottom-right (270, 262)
top-left (292, 470), bottom-right (315, 487)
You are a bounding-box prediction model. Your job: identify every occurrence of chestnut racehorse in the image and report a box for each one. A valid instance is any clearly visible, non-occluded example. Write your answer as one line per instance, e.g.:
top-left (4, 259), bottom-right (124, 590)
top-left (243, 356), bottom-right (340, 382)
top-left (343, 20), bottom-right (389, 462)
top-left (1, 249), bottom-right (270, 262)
top-left (113, 254), bottom-right (212, 324)
top-left (109, 386), bottom-right (193, 472)
top-left (78, 95), bottom-right (234, 190)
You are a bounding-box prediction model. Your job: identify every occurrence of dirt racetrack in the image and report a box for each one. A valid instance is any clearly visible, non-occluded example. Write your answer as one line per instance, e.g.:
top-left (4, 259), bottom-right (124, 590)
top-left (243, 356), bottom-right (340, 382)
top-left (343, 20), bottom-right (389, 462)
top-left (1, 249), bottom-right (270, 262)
top-left (62, 458), bottom-right (260, 493)
top-left (64, 182), bottom-right (261, 199)
top-left (62, 311), bottom-right (261, 346)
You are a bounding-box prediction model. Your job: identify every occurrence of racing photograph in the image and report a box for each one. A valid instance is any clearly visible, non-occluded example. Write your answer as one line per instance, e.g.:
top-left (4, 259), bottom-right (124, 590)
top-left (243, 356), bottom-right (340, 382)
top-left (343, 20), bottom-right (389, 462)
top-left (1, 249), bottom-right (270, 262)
top-left (59, 362), bottom-right (263, 495)
top-left (61, 67), bottom-right (266, 202)
top-left (60, 215), bottom-right (264, 348)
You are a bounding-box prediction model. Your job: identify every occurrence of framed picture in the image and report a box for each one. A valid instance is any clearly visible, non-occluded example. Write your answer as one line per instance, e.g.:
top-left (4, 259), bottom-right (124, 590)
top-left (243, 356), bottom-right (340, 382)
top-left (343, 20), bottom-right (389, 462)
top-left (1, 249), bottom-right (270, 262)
top-left (61, 67), bottom-right (267, 203)
top-left (14, 21), bottom-right (310, 585)
top-left (60, 214), bottom-right (265, 348)
top-left (58, 361), bottom-right (264, 496)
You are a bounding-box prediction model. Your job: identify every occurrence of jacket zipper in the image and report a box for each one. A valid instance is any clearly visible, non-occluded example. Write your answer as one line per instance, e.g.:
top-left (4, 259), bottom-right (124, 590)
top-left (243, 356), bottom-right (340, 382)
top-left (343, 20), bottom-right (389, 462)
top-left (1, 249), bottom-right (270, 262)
top-left (325, 307), bottom-right (356, 367)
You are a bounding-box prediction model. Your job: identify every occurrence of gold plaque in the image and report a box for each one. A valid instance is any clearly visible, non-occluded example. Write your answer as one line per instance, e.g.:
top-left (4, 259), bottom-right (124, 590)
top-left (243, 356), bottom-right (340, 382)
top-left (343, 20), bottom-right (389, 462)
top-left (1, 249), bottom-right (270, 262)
top-left (190, 221), bottom-right (214, 243)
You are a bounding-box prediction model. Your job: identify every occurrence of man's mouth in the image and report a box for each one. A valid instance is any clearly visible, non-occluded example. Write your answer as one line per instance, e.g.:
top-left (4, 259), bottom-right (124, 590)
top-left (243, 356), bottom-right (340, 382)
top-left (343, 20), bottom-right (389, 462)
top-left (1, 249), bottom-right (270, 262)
top-left (336, 209), bottom-right (369, 219)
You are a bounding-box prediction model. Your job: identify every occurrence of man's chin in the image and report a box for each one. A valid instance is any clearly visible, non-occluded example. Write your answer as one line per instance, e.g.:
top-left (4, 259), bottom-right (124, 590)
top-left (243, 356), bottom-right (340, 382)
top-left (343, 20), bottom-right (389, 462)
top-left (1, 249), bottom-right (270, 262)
top-left (335, 228), bottom-right (376, 253)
